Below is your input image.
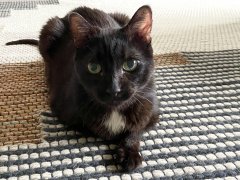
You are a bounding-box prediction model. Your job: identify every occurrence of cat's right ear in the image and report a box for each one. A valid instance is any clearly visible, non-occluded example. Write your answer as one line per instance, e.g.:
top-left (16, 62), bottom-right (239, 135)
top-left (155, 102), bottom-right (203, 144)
top-left (68, 12), bottom-right (99, 47)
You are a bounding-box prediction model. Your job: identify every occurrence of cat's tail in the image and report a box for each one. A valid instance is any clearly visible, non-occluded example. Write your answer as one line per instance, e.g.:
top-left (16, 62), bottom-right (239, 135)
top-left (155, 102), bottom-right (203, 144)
top-left (5, 39), bottom-right (39, 46)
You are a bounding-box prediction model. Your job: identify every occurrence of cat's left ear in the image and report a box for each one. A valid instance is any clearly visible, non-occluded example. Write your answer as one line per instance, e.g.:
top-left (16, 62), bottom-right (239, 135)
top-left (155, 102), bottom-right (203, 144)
top-left (124, 5), bottom-right (152, 43)
top-left (68, 12), bottom-right (99, 47)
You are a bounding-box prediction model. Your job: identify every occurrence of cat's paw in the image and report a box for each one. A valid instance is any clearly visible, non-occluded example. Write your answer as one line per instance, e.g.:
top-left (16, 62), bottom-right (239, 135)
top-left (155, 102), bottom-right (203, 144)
top-left (117, 147), bottom-right (143, 171)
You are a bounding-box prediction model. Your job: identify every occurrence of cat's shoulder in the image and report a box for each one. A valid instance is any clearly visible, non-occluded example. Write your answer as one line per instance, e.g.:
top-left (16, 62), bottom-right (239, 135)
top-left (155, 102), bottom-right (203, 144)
top-left (39, 16), bottom-right (66, 58)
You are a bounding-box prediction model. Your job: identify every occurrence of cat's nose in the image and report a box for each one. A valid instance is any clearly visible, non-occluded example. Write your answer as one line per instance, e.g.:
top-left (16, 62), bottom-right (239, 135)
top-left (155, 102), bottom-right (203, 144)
top-left (106, 88), bottom-right (122, 98)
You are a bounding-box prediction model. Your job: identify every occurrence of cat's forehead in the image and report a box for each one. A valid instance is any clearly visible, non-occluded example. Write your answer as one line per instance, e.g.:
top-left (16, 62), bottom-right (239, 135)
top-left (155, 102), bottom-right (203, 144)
top-left (85, 30), bottom-right (142, 61)
top-left (97, 33), bottom-right (135, 57)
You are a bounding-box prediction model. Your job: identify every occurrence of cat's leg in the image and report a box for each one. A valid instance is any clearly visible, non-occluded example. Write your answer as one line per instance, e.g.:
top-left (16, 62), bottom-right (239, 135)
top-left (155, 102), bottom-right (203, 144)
top-left (117, 132), bottom-right (142, 171)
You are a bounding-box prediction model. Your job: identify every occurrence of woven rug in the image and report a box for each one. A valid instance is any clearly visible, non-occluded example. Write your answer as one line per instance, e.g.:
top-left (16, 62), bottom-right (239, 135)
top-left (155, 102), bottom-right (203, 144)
top-left (0, 62), bottom-right (48, 146)
top-left (1, 0), bottom-right (240, 179)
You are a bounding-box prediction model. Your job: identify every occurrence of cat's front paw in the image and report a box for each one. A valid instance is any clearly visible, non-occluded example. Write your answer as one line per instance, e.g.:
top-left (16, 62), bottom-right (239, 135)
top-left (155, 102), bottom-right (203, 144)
top-left (117, 147), bottom-right (143, 171)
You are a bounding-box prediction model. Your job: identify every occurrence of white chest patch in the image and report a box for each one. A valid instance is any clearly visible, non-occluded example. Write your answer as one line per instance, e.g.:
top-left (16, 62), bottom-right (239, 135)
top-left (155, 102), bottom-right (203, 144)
top-left (104, 111), bottom-right (126, 135)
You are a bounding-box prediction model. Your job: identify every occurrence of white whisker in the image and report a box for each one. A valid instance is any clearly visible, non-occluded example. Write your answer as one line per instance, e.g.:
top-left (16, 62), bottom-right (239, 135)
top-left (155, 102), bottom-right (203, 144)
top-left (135, 92), bottom-right (153, 106)
top-left (132, 96), bottom-right (144, 108)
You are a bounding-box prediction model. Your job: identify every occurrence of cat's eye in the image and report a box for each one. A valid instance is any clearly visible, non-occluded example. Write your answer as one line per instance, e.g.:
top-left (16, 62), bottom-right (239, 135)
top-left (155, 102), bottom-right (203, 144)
top-left (123, 60), bottom-right (138, 72)
top-left (88, 63), bottom-right (101, 74)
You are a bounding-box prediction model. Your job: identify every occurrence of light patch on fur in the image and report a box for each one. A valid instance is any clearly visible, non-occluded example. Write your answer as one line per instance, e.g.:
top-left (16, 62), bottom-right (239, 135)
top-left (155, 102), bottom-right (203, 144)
top-left (104, 111), bottom-right (126, 135)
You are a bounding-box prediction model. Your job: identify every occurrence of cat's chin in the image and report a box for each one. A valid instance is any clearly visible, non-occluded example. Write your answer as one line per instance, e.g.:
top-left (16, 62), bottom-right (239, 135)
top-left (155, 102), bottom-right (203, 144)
top-left (105, 96), bottom-right (136, 110)
top-left (96, 99), bottom-right (129, 110)
top-left (102, 100), bottom-right (125, 109)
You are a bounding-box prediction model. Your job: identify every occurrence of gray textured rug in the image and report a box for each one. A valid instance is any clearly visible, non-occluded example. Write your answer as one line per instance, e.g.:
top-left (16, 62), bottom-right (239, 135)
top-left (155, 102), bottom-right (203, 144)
top-left (1, 50), bottom-right (239, 179)
top-left (0, 0), bottom-right (58, 17)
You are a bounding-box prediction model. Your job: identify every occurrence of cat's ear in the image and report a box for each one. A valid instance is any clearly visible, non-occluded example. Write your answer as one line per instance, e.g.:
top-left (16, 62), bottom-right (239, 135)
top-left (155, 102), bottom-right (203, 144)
top-left (124, 5), bottom-right (152, 43)
top-left (68, 12), bottom-right (99, 47)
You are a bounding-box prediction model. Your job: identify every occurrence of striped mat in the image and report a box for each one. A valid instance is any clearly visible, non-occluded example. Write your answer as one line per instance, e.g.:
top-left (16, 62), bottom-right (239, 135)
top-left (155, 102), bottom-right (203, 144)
top-left (1, 50), bottom-right (239, 179)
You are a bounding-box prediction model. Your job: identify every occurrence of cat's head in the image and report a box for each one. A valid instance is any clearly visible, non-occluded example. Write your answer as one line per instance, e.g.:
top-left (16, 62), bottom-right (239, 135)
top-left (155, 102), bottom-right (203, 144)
top-left (69, 6), bottom-right (154, 108)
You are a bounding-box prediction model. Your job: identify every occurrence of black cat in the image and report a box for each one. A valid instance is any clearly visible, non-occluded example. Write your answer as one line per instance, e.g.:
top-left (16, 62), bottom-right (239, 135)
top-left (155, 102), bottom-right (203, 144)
top-left (6, 5), bottom-right (159, 171)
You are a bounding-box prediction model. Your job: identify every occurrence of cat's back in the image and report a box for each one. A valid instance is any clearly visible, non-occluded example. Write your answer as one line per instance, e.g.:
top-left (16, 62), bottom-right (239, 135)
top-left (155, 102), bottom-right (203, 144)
top-left (66, 6), bottom-right (120, 29)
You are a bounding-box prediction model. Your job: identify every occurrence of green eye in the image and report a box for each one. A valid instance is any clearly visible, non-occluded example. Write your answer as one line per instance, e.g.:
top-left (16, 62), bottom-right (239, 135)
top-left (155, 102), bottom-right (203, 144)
top-left (123, 59), bottom-right (138, 71)
top-left (88, 63), bottom-right (101, 74)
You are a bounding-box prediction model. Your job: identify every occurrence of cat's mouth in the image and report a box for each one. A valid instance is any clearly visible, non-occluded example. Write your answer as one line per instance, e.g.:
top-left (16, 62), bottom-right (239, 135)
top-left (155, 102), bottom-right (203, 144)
top-left (95, 92), bottom-right (133, 108)
top-left (96, 92), bottom-right (137, 109)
